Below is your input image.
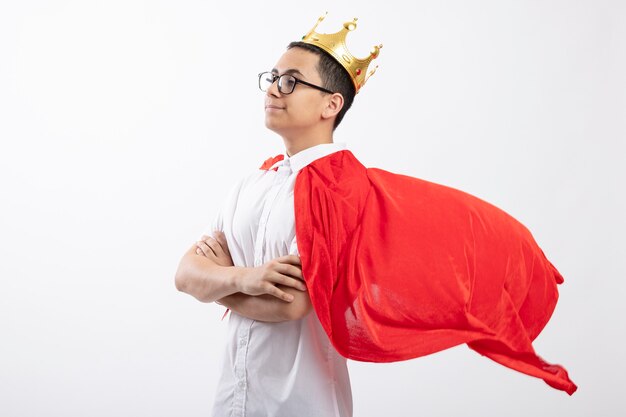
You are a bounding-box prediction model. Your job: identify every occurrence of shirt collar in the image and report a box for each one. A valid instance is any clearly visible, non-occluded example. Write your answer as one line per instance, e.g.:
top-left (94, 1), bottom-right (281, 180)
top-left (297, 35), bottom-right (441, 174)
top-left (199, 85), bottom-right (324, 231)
top-left (282, 142), bottom-right (347, 173)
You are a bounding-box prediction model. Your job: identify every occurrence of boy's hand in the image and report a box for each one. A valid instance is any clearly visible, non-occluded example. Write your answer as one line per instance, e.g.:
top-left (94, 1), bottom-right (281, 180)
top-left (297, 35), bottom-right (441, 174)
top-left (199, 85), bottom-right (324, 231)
top-left (237, 255), bottom-right (306, 302)
top-left (195, 231), bottom-right (306, 302)
top-left (196, 231), bottom-right (234, 267)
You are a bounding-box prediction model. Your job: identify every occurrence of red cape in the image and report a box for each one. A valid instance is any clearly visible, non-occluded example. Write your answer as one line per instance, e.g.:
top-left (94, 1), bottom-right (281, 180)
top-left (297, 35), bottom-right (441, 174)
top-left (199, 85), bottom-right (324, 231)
top-left (261, 150), bottom-right (576, 395)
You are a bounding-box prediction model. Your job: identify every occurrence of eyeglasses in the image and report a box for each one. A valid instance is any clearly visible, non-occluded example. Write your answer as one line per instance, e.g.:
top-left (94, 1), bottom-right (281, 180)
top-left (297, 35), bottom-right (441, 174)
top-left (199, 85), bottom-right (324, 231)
top-left (258, 71), bottom-right (334, 95)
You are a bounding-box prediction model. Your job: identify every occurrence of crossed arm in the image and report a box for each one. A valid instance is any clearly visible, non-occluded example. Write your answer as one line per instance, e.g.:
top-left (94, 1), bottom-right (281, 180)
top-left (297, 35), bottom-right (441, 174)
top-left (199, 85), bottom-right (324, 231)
top-left (174, 231), bottom-right (313, 322)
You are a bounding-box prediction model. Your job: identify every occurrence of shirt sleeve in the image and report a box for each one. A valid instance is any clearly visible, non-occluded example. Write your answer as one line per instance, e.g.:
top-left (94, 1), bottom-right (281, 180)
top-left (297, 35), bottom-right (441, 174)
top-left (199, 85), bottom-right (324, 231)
top-left (199, 206), bottom-right (224, 241)
top-left (198, 175), bottom-right (246, 240)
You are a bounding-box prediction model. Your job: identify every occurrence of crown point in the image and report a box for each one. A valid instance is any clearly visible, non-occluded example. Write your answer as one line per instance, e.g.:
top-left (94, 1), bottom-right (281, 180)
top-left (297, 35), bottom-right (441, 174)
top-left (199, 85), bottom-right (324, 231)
top-left (344, 21), bottom-right (357, 31)
top-left (370, 44), bottom-right (383, 59)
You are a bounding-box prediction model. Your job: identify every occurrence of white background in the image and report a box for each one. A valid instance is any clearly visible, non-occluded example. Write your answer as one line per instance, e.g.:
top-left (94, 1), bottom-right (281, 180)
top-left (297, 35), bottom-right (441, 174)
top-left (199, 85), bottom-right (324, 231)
top-left (1, 1), bottom-right (624, 416)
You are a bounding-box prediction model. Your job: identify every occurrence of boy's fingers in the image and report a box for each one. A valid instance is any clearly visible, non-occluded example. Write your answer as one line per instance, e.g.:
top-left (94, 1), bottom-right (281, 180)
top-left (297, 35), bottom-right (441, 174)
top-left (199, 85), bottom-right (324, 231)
top-left (204, 237), bottom-right (223, 255)
top-left (275, 263), bottom-right (303, 280)
top-left (213, 231), bottom-right (232, 256)
top-left (196, 240), bottom-right (216, 257)
top-left (268, 286), bottom-right (294, 302)
top-left (276, 255), bottom-right (301, 266)
top-left (281, 276), bottom-right (307, 291)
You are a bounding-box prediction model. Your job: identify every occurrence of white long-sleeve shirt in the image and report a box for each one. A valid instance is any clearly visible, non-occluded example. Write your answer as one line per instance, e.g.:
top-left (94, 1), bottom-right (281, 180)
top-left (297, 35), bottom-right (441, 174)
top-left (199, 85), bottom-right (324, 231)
top-left (206, 142), bottom-right (352, 417)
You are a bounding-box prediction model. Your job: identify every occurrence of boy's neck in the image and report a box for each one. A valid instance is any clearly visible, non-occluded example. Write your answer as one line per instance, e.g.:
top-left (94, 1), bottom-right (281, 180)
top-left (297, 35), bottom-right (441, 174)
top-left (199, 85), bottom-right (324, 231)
top-left (282, 127), bottom-right (334, 157)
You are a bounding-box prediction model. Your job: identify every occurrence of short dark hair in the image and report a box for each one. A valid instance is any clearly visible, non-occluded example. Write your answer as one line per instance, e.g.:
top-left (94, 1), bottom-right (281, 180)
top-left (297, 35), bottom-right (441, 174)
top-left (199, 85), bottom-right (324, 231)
top-left (287, 41), bottom-right (356, 130)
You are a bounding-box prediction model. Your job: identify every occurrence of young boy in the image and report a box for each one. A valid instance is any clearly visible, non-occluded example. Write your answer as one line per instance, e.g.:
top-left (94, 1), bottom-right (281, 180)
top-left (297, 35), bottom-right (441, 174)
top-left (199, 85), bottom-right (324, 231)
top-left (175, 13), bottom-right (576, 417)
top-left (174, 25), bottom-right (361, 417)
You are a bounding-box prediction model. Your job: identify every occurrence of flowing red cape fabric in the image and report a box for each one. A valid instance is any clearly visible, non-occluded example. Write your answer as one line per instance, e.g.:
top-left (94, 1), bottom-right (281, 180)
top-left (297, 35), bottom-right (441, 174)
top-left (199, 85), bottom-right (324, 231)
top-left (264, 150), bottom-right (576, 395)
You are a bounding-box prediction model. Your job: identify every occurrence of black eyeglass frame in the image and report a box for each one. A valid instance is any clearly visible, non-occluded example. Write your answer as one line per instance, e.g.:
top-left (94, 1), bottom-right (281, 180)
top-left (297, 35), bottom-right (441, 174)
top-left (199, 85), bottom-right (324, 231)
top-left (258, 71), bottom-right (335, 95)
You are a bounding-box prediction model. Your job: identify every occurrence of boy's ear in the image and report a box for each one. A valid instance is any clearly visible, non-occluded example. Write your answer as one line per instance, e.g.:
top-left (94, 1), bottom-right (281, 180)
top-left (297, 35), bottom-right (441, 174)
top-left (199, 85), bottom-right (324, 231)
top-left (321, 93), bottom-right (344, 120)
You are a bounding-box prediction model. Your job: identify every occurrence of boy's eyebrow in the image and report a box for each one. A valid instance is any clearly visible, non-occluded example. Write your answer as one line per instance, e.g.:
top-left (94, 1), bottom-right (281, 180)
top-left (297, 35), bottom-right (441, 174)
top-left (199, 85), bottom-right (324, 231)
top-left (271, 68), bottom-right (305, 78)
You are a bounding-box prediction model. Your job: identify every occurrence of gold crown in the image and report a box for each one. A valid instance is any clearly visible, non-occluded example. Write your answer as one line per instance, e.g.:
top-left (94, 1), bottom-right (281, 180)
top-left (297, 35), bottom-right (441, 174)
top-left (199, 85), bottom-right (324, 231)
top-left (301, 13), bottom-right (382, 93)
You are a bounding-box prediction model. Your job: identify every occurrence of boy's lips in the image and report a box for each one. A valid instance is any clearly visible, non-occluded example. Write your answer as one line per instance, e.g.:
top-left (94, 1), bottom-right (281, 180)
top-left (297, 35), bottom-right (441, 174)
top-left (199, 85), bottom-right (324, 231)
top-left (265, 102), bottom-right (285, 110)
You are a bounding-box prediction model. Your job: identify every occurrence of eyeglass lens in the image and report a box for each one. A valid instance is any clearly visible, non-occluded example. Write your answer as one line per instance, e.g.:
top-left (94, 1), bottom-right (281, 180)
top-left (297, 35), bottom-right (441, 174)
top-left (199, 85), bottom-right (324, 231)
top-left (259, 72), bottom-right (297, 94)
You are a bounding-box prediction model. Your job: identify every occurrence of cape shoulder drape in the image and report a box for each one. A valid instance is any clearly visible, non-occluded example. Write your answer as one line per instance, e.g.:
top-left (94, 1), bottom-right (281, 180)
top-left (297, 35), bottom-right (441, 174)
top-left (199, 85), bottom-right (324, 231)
top-left (260, 150), bottom-right (577, 395)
